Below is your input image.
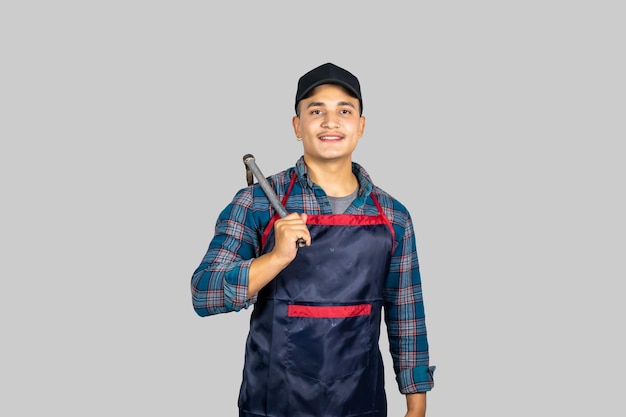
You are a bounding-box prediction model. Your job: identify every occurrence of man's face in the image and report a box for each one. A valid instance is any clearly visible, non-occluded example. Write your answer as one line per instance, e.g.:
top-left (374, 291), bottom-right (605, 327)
top-left (292, 84), bottom-right (365, 166)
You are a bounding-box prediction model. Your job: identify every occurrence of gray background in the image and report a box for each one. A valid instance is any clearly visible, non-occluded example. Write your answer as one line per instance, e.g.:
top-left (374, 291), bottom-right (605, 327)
top-left (1, 1), bottom-right (624, 416)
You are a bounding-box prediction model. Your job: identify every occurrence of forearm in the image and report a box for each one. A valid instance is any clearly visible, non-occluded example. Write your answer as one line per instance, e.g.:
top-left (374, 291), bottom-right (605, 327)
top-left (191, 187), bottom-right (273, 315)
top-left (247, 251), bottom-right (290, 297)
top-left (248, 213), bottom-right (309, 297)
top-left (405, 393), bottom-right (426, 417)
top-left (191, 258), bottom-right (255, 316)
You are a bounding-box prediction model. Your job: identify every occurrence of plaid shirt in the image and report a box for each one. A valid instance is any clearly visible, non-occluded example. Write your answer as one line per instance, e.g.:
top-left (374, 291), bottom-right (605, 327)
top-left (191, 156), bottom-right (435, 393)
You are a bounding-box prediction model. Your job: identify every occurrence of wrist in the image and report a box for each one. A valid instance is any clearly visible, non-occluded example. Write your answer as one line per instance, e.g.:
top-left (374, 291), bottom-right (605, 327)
top-left (405, 392), bottom-right (426, 417)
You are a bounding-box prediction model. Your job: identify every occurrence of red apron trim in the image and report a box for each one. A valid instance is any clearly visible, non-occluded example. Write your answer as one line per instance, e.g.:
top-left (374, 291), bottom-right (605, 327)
top-left (370, 193), bottom-right (396, 244)
top-left (287, 304), bottom-right (372, 318)
top-left (261, 172), bottom-right (396, 248)
top-left (306, 213), bottom-right (389, 226)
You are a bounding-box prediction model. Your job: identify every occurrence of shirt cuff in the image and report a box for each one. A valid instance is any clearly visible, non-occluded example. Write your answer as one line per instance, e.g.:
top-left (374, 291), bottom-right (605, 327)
top-left (396, 365), bottom-right (436, 394)
top-left (223, 259), bottom-right (257, 311)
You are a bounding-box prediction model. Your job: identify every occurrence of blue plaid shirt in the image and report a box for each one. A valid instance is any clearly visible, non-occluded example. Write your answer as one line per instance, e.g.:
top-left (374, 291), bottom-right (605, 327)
top-left (191, 156), bottom-right (435, 393)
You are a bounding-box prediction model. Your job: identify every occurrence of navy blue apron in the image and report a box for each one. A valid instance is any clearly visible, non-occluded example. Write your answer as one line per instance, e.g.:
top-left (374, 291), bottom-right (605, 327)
top-left (239, 174), bottom-right (395, 417)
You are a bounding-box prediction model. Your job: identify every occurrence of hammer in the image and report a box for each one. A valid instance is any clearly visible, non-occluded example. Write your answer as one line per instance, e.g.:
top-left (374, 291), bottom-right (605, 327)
top-left (243, 154), bottom-right (306, 248)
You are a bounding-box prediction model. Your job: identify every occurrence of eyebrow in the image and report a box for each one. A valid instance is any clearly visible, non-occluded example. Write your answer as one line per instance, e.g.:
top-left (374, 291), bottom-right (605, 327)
top-left (305, 101), bottom-right (356, 110)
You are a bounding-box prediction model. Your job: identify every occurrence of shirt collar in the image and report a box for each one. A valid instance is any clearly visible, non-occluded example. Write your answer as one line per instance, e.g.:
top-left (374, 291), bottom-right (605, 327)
top-left (293, 156), bottom-right (374, 197)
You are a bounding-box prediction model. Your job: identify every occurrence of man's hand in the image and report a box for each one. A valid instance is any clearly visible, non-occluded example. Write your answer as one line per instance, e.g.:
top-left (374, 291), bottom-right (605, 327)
top-left (271, 212), bottom-right (310, 264)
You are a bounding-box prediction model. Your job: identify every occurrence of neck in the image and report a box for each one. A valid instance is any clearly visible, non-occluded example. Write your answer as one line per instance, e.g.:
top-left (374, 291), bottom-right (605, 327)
top-left (304, 158), bottom-right (358, 197)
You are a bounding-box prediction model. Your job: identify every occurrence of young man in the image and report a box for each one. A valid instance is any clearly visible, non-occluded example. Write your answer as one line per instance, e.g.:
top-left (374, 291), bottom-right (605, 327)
top-left (191, 62), bottom-right (435, 417)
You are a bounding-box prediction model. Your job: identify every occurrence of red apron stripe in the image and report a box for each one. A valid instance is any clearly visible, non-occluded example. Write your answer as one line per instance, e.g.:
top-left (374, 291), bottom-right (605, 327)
top-left (287, 304), bottom-right (372, 318)
top-left (305, 214), bottom-right (388, 226)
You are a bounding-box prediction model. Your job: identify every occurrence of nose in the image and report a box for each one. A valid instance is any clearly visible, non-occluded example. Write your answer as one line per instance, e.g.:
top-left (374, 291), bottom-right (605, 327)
top-left (321, 113), bottom-right (340, 129)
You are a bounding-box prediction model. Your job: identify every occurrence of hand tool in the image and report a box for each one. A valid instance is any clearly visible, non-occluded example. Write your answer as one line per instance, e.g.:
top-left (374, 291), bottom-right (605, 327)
top-left (243, 154), bottom-right (307, 248)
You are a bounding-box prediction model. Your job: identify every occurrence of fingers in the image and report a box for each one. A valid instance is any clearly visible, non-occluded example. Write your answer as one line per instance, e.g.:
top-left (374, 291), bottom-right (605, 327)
top-left (269, 213), bottom-right (310, 264)
top-left (274, 213), bottom-right (310, 247)
top-left (296, 213), bottom-right (308, 247)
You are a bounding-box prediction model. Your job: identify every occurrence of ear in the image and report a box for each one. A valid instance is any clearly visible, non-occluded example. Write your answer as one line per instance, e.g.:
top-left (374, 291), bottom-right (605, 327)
top-left (292, 115), bottom-right (301, 138)
top-left (358, 116), bottom-right (366, 137)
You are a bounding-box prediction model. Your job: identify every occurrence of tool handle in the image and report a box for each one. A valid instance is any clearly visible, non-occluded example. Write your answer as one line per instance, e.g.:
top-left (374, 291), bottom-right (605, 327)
top-left (243, 154), bottom-right (306, 248)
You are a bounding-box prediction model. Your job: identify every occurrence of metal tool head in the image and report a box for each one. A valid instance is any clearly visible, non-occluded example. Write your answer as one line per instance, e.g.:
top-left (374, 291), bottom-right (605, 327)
top-left (243, 154), bottom-right (255, 186)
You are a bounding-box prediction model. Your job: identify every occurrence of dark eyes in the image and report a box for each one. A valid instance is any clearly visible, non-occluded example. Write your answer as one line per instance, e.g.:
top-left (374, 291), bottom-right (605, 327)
top-left (309, 109), bottom-right (352, 115)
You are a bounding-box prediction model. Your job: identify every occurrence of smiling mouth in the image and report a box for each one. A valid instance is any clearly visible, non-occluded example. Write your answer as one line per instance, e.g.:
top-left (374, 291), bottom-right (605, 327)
top-left (319, 135), bottom-right (342, 141)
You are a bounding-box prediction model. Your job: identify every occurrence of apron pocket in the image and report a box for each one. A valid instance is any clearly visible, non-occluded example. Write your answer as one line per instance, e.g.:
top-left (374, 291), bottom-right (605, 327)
top-left (285, 303), bottom-right (373, 383)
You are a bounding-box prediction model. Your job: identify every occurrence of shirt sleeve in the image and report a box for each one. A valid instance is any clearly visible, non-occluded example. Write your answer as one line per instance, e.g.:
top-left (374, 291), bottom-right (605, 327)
top-left (383, 209), bottom-right (436, 393)
top-left (191, 187), bottom-right (262, 316)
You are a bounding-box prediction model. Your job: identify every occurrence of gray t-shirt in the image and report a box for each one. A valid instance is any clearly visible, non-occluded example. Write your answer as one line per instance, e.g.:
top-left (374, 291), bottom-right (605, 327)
top-left (327, 188), bottom-right (359, 214)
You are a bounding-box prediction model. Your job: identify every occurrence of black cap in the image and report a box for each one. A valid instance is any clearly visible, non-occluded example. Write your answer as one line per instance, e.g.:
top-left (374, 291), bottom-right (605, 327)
top-left (295, 63), bottom-right (363, 115)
